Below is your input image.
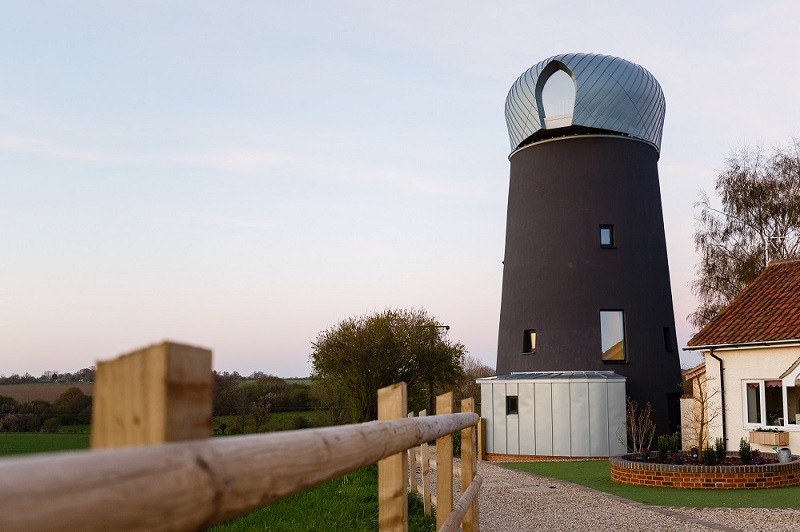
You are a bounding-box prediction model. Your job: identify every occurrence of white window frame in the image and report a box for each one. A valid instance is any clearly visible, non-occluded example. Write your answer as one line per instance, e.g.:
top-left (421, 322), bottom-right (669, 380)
top-left (742, 379), bottom-right (800, 431)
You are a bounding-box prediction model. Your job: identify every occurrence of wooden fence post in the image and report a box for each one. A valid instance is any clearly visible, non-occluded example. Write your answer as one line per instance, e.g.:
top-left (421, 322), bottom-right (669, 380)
top-left (436, 392), bottom-right (454, 529)
top-left (407, 412), bottom-right (417, 497)
top-left (378, 382), bottom-right (408, 531)
top-left (461, 397), bottom-right (478, 532)
top-left (91, 341), bottom-right (212, 449)
top-left (419, 409), bottom-right (432, 516)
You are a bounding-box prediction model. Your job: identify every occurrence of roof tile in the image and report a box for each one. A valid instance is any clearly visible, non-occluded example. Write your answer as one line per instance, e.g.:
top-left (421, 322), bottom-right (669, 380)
top-left (687, 259), bottom-right (800, 347)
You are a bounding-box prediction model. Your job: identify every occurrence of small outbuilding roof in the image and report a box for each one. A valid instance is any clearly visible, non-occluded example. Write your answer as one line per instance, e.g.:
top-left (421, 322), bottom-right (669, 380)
top-left (687, 259), bottom-right (800, 349)
top-left (477, 371), bottom-right (626, 383)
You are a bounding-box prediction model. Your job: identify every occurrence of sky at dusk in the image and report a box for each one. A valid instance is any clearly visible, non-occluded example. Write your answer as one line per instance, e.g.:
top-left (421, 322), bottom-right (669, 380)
top-left (2, 1), bottom-right (799, 377)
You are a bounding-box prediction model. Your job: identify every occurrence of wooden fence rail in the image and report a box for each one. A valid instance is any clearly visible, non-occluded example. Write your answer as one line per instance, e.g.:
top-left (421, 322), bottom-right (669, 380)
top-left (0, 342), bottom-right (481, 532)
top-left (0, 412), bottom-right (478, 531)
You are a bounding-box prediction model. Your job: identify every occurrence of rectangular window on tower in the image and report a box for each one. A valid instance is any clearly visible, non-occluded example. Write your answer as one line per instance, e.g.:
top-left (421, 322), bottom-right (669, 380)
top-left (523, 329), bottom-right (536, 354)
top-left (600, 310), bottom-right (626, 362)
top-left (600, 225), bottom-right (615, 248)
top-left (663, 327), bottom-right (673, 352)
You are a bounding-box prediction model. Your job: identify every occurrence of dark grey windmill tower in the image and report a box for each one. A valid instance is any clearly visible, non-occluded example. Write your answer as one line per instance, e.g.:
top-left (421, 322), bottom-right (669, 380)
top-left (496, 53), bottom-right (682, 434)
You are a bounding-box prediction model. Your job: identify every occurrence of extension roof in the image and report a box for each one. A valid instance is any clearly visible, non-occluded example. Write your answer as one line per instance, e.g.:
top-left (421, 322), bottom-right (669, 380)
top-left (686, 259), bottom-right (800, 349)
top-left (477, 371), bottom-right (626, 383)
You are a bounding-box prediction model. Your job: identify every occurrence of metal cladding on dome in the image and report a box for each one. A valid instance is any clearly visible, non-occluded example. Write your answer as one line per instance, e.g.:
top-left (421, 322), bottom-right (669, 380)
top-left (505, 53), bottom-right (666, 153)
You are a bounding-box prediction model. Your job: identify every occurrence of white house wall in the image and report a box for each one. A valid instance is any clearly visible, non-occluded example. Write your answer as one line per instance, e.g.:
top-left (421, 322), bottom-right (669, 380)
top-left (702, 346), bottom-right (800, 452)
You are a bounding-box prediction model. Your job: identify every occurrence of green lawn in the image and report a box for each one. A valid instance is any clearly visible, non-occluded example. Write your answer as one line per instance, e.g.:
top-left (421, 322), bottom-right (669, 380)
top-left (211, 464), bottom-right (435, 532)
top-left (0, 432), bottom-right (91, 456)
top-left (503, 460), bottom-right (800, 508)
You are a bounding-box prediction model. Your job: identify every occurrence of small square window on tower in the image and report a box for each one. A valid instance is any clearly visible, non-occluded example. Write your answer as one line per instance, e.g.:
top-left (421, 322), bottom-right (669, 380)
top-left (523, 329), bottom-right (537, 354)
top-left (600, 225), bottom-right (615, 248)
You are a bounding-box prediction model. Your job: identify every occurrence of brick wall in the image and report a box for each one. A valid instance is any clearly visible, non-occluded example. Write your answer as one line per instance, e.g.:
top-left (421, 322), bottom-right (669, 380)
top-left (610, 454), bottom-right (800, 489)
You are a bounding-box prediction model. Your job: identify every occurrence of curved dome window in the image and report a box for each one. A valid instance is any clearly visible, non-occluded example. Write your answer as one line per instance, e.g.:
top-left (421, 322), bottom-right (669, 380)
top-left (540, 68), bottom-right (575, 129)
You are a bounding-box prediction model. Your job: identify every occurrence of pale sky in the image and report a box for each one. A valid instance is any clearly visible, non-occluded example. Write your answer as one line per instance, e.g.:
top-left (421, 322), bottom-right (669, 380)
top-left (2, 1), bottom-right (799, 377)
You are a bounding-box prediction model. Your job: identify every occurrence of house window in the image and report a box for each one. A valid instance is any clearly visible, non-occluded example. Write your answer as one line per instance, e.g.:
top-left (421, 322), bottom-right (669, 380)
top-left (745, 382), bottom-right (762, 424)
top-left (788, 385), bottom-right (799, 425)
top-left (523, 329), bottom-right (536, 354)
top-left (765, 381), bottom-right (784, 426)
top-left (600, 310), bottom-right (626, 362)
top-left (506, 395), bottom-right (519, 415)
top-left (744, 380), bottom-right (797, 427)
top-left (600, 225), bottom-right (614, 248)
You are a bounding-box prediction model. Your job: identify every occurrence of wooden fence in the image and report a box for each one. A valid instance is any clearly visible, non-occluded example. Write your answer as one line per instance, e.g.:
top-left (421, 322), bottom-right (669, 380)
top-left (0, 342), bottom-right (481, 531)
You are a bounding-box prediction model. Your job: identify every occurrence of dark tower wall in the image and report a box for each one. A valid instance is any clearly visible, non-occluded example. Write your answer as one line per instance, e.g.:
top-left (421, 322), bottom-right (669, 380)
top-left (496, 135), bottom-right (682, 433)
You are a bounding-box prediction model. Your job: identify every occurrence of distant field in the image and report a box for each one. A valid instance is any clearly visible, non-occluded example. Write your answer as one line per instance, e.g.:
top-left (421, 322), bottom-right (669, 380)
top-left (0, 383), bottom-right (93, 402)
top-left (214, 409), bottom-right (332, 434)
top-left (0, 433), bottom-right (91, 456)
top-left (283, 378), bottom-right (312, 386)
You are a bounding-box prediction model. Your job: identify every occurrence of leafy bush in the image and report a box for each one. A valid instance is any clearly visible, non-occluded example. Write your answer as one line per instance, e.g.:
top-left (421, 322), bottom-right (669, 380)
top-left (702, 446), bottom-right (718, 465)
top-left (714, 437), bottom-right (726, 461)
top-left (739, 438), bottom-right (752, 464)
top-left (657, 432), bottom-right (680, 462)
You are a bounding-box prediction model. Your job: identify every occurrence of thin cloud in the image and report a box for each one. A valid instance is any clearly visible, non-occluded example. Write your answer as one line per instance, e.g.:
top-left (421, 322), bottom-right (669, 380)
top-left (0, 134), bottom-right (128, 163)
top-left (149, 213), bottom-right (275, 231)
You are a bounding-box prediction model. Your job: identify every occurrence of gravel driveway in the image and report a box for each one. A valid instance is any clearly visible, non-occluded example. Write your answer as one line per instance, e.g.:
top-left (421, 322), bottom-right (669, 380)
top-left (474, 461), bottom-right (800, 531)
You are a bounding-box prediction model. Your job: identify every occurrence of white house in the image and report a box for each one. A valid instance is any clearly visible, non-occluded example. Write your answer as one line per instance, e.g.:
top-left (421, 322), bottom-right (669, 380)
top-left (685, 259), bottom-right (800, 452)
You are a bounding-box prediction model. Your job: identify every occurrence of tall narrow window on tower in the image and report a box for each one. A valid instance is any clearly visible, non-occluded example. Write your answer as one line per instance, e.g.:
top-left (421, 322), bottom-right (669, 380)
top-left (523, 329), bottom-right (537, 354)
top-left (600, 225), bottom-right (614, 248)
top-left (600, 310), bottom-right (626, 362)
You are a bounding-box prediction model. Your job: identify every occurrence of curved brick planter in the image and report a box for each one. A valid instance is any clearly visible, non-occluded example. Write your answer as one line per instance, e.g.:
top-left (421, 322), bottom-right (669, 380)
top-left (610, 452), bottom-right (800, 489)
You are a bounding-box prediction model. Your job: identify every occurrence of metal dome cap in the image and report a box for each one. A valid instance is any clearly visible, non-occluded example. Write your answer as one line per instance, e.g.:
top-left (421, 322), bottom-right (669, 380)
top-left (505, 53), bottom-right (666, 154)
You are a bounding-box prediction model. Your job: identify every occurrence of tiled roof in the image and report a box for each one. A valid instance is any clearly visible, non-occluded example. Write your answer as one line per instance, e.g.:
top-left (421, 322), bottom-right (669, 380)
top-left (687, 259), bottom-right (800, 347)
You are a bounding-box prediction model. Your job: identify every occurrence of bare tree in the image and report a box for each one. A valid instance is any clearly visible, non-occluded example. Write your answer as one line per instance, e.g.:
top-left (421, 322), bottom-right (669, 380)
top-left (622, 397), bottom-right (656, 453)
top-left (682, 372), bottom-right (722, 450)
top-left (454, 355), bottom-right (494, 411)
top-left (691, 139), bottom-right (800, 329)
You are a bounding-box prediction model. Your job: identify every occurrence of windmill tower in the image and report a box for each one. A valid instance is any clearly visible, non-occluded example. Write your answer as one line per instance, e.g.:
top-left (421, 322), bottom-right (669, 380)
top-left (496, 53), bottom-right (682, 433)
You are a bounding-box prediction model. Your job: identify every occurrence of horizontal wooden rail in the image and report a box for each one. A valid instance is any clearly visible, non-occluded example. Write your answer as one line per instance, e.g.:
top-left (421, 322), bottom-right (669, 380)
top-left (0, 413), bottom-right (478, 531)
top-left (439, 474), bottom-right (483, 532)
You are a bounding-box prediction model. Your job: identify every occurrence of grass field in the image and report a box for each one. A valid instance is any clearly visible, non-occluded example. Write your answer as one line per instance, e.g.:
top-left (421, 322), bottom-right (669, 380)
top-left (0, 432), bottom-right (91, 456)
top-left (211, 464), bottom-right (435, 532)
top-left (503, 460), bottom-right (800, 508)
top-left (0, 382), bottom-right (94, 402)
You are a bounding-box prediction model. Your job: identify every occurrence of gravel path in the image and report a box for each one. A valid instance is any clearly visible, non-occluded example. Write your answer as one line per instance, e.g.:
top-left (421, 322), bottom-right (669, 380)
top-left (472, 461), bottom-right (800, 531)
